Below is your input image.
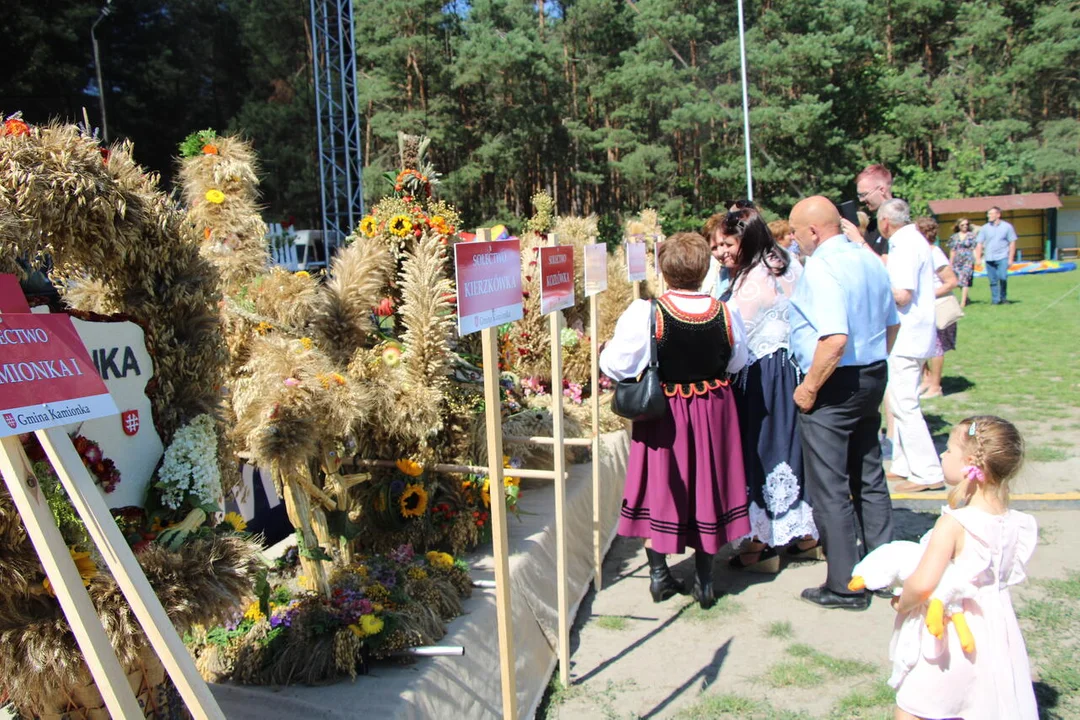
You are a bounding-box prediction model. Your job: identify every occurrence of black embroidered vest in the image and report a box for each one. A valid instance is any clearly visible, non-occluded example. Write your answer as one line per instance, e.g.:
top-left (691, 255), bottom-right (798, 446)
top-left (654, 293), bottom-right (733, 394)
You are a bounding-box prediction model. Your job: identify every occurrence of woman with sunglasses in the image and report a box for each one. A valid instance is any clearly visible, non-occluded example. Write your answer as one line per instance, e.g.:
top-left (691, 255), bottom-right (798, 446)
top-left (713, 209), bottom-right (819, 572)
top-left (948, 219), bottom-right (977, 307)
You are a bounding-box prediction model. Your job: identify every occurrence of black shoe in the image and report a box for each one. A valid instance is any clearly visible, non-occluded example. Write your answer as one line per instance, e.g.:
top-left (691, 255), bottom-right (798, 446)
top-left (692, 551), bottom-right (716, 610)
top-left (645, 548), bottom-right (686, 603)
top-left (800, 585), bottom-right (869, 611)
top-left (870, 588), bottom-right (894, 600)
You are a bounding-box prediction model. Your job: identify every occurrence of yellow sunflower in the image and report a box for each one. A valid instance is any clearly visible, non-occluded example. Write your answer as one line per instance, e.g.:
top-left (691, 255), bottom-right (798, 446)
top-left (395, 458), bottom-right (424, 477)
top-left (205, 189), bottom-right (226, 204)
top-left (399, 483), bottom-right (429, 518)
top-left (388, 214), bottom-right (413, 237)
top-left (481, 478), bottom-right (491, 508)
top-left (222, 512), bottom-right (248, 532)
top-left (360, 614), bottom-right (384, 636)
top-left (43, 548), bottom-right (97, 596)
top-left (359, 215), bottom-right (378, 238)
top-left (294, 270), bottom-right (310, 278)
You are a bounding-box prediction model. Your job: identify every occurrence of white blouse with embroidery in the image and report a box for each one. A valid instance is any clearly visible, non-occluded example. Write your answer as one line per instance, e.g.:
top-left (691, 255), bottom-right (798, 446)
top-left (599, 292), bottom-right (749, 381)
top-left (727, 249), bottom-right (801, 364)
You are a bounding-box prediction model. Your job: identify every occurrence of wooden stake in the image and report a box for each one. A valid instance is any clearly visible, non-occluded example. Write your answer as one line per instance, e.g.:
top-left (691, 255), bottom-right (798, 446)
top-left (480, 324), bottom-right (519, 720)
top-left (633, 280), bottom-right (641, 300)
top-left (590, 293), bottom-right (603, 591)
top-left (0, 436), bottom-right (145, 720)
top-left (35, 427), bottom-right (227, 720)
top-left (550, 307), bottom-right (570, 689)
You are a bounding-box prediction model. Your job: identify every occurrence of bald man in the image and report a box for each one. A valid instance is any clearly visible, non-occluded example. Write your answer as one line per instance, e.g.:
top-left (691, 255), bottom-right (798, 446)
top-left (788, 197), bottom-right (900, 611)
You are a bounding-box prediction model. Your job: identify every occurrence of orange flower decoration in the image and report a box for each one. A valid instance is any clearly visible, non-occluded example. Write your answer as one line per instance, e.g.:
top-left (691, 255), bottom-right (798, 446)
top-left (3, 118), bottom-right (30, 137)
top-left (202, 144), bottom-right (219, 155)
top-left (395, 459), bottom-right (424, 477)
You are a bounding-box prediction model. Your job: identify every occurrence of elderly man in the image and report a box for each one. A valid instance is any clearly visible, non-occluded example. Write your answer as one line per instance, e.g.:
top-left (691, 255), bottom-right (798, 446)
top-left (974, 205), bottom-right (1018, 305)
top-left (789, 197), bottom-right (899, 610)
top-left (877, 199), bottom-right (945, 493)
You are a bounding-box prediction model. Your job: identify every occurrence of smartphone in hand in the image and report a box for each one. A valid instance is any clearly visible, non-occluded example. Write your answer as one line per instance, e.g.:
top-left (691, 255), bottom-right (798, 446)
top-left (839, 200), bottom-right (860, 226)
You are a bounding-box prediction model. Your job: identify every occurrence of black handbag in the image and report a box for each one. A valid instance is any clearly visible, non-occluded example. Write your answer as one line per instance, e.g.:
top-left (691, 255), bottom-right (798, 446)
top-left (610, 300), bottom-right (667, 421)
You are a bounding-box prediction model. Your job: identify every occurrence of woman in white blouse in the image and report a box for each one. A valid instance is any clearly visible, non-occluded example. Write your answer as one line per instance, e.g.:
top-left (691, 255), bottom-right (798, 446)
top-left (712, 209), bottom-right (819, 572)
top-left (600, 232), bottom-right (750, 609)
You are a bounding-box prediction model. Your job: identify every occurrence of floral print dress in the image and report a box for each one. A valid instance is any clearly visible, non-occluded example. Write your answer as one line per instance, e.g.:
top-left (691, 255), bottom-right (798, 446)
top-left (948, 232), bottom-right (977, 288)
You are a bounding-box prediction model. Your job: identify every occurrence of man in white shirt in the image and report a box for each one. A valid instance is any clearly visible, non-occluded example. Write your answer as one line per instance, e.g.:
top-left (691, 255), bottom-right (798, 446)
top-left (878, 199), bottom-right (944, 492)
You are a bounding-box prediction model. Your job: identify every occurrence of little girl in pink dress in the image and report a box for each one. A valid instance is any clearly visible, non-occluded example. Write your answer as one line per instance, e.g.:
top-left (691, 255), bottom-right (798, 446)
top-left (890, 415), bottom-right (1038, 720)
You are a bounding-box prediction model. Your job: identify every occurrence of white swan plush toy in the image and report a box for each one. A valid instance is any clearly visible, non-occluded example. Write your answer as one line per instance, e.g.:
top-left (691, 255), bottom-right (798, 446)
top-left (848, 537), bottom-right (977, 686)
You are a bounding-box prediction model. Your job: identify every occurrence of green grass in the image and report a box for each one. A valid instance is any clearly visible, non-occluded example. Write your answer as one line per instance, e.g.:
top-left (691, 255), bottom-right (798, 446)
top-left (764, 620), bottom-right (794, 639)
top-left (675, 693), bottom-right (813, 720)
top-left (764, 660), bottom-right (823, 688)
top-left (759, 645), bottom-right (878, 691)
top-left (594, 615), bottom-right (628, 631)
top-left (786, 644), bottom-right (878, 675)
top-left (1027, 446), bottom-right (1069, 462)
top-left (832, 679), bottom-right (896, 719)
top-left (680, 595), bottom-right (745, 623)
top-left (921, 272), bottom-right (1080, 438)
top-left (1018, 572), bottom-right (1080, 719)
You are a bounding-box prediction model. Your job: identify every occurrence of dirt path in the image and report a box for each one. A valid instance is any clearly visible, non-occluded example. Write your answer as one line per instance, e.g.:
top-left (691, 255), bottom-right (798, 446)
top-left (542, 463), bottom-right (1080, 720)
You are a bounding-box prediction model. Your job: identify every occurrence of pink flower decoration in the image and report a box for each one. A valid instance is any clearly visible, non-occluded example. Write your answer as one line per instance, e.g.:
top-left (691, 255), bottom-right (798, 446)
top-left (963, 465), bottom-right (986, 483)
top-left (284, 377), bottom-right (300, 388)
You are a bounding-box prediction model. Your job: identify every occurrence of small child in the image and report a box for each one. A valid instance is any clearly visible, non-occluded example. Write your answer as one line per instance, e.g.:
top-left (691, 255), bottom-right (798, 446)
top-left (891, 415), bottom-right (1038, 720)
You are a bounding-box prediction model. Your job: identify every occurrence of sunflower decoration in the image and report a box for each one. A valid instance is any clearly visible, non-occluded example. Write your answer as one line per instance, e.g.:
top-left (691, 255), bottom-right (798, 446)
top-left (388, 214), bottom-right (413, 238)
top-left (399, 483), bottom-right (429, 519)
top-left (480, 478), bottom-right (491, 508)
top-left (359, 215), bottom-right (378, 238)
top-left (205, 189), bottom-right (226, 204)
top-left (42, 548), bottom-right (98, 596)
top-left (429, 215), bottom-right (452, 236)
top-left (395, 458), bottom-right (424, 477)
top-left (221, 512), bottom-right (248, 533)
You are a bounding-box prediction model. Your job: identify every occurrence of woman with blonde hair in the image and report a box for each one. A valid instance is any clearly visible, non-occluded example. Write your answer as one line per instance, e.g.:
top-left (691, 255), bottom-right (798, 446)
top-left (600, 232), bottom-right (751, 608)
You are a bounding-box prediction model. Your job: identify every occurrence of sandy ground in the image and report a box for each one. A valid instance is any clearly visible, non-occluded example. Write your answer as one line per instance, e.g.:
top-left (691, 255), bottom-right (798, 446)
top-left (545, 461), bottom-right (1080, 720)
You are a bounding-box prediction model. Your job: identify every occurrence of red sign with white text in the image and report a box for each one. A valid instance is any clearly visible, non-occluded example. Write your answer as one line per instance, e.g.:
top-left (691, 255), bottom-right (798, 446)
top-left (0, 274), bottom-right (32, 313)
top-left (539, 245), bottom-right (575, 315)
top-left (0, 313), bottom-right (118, 437)
top-left (455, 239), bottom-right (524, 335)
top-left (626, 242), bottom-right (647, 281)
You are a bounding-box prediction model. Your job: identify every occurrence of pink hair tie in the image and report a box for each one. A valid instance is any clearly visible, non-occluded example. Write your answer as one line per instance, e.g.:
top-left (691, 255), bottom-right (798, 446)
top-left (964, 465), bottom-right (985, 483)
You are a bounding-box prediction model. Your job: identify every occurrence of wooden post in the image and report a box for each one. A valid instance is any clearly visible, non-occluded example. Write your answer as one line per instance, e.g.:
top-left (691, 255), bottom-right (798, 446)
top-left (0, 436), bottom-right (146, 720)
top-left (549, 294), bottom-right (570, 689)
top-left (35, 427), bottom-right (227, 719)
top-left (481, 324), bottom-right (519, 720)
top-left (589, 292), bottom-right (603, 591)
top-left (476, 226), bottom-right (519, 719)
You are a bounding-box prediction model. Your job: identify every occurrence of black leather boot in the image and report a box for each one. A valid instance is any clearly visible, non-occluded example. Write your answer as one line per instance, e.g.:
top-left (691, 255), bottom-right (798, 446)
top-left (645, 548), bottom-right (685, 602)
top-left (692, 550), bottom-right (716, 610)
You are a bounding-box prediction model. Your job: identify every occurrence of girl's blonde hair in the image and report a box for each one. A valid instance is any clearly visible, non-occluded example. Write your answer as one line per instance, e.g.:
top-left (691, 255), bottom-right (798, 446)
top-left (948, 415), bottom-right (1025, 508)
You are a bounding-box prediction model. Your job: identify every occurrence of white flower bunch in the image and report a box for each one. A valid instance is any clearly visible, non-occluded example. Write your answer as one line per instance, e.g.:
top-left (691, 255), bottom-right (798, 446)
top-left (157, 414), bottom-right (222, 511)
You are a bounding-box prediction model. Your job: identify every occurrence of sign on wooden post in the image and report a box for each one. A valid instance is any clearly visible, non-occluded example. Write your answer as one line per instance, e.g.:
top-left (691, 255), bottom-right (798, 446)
top-left (539, 237), bottom-right (574, 688)
top-left (455, 229), bottom-right (521, 719)
top-left (583, 243), bottom-right (608, 591)
top-left (0, 303), bottom-right (226, 719)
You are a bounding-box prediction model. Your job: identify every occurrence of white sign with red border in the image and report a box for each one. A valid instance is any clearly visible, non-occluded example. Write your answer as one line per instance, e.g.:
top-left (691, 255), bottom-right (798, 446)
top-left (539, 245), bottom-right (575, 315)
top-left (626, 241), bottom-right (647, 282)
top-left (583, 244), bottom-right (608, 297)
top-left (0, 313), bottom-right (118, 437)
top-left (455, 239), bottom-right (524, 335)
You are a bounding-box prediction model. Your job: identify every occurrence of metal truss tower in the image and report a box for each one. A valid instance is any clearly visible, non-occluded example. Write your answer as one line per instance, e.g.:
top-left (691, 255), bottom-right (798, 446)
top-left (310, 0), bottom-right (364, 261)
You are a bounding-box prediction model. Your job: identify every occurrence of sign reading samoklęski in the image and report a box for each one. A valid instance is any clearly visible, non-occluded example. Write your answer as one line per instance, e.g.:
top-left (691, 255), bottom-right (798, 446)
top-left (583, 244), bottom-right (608, 297)
top-left (455, 238), bottom-right (524, 335)
top-left (539, 245), bottom-right (575, 315)
top-left (626, 241), bottom-right (647, 281)
top-left (0, 313), bottom-right (118, 438)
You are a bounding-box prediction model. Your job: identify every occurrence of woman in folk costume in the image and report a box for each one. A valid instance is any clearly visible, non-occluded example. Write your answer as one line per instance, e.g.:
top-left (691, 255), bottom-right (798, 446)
top-left (711, 208), bottom-right (819, 572)
top-left (600, 232), bottom-right (750, 609)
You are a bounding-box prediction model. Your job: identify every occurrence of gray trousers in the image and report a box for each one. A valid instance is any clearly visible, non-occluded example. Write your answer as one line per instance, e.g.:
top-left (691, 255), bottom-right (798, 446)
top-left (797, 361), bottom-right (894, 594)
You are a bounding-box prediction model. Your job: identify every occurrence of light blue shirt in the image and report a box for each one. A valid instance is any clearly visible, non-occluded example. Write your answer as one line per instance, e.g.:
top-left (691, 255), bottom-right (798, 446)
top-left (975, 220), bottom-right (1017, 262)
top-left (790, 235), bottom-right (899, 374)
